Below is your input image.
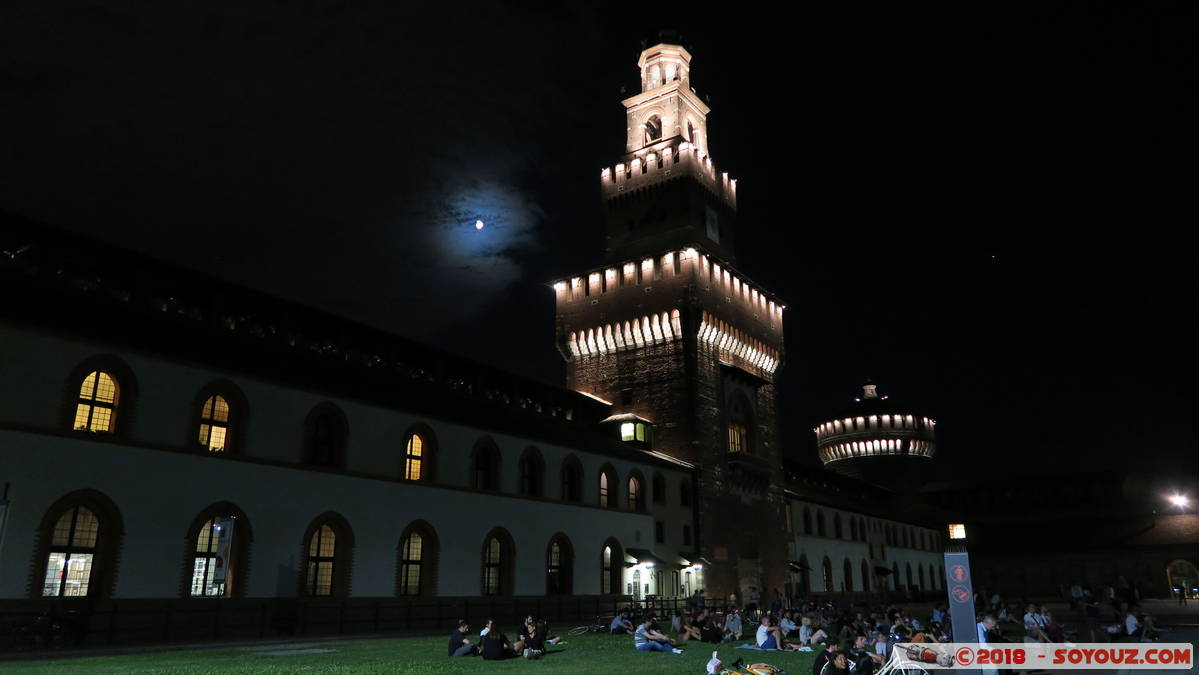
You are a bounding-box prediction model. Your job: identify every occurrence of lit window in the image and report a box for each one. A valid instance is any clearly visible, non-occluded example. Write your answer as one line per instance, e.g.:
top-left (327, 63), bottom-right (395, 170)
top-left (399, 532), bottom-right (423, 595)
top-left (728, 424), bottom-right (748, 453)
top-left (73, 371), bottom-right (118, 432)
top-left (482, 536), bottom-right (503, 596)
top-left (404, 434), bottom-right (423, 481)
top-left (620, 422), bottom-right (635, 441)
top-left (601, 545), bottom-right (614, 594)
top-left (599, 472), bottom-right (610, 508)
top-left (42, 506), bottom-right (99, 597)
top-left (198, 395), bottom-right (231, 452)
top-left (635, 423), bottom-right (646, 442)
top-left (305, 524), bottom-right (336, 596)
top-left (628, 476), bottom-right (642, 512)
top-left (190, 517), bottom-right (232, 596)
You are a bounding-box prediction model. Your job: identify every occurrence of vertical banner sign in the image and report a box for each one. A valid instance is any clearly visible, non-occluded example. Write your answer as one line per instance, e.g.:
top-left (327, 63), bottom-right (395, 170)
top-left (212, 517), bottom-right (235, 585)
top-left (944, 551), bottom-right (976, 645)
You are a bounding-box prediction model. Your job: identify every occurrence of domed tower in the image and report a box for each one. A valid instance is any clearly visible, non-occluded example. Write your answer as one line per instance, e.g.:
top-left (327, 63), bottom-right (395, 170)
top-left (814, 383), bottom-right (936, 489)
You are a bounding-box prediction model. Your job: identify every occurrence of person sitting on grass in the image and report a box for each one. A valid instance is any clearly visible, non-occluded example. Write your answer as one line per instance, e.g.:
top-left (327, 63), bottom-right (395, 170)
top-left (480, 618), bottom-right (515, 660)
top-left (634, 617), bottom-right (684, 654)
top-left (610, 610), bottom-right (634, 634)
top-left (724, 607), bottom-right (744, 642)
top-left (448, 618), bottom-right (477, 657)
top-left (520, 615), bottom-right (564, 647)
top-left (812, 641), bottom-right (841, 675)
top-left (780, 610), bottom-right (798, 638)
top-left (515, 621), bottom-right (546, 659)
top-left (699, 614), bottom-right (724, 643)
top-left (677, 614), bottom-right (703, 642)
top-left (756, 614), bottom-right (798, 651)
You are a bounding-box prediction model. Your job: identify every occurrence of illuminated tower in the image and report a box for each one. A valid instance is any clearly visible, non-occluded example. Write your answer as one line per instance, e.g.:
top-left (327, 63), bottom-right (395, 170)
top-left (815, 383), bottom-right (937, 488)
top-left (551, 39), bottom-right (787, 599)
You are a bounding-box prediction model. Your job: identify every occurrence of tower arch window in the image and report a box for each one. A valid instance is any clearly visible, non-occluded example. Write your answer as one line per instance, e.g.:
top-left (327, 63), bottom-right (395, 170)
top-left (598, 465), bottom-right (618, 509)
top-left (397, 521), bottom-right (438, 596)
top-left (301, 513), bottom-right (353, 597)
top-left (627, 472), bottom-right (645, 512)
top-left (471, 439), bottom-right (501, 491)
top-left (726, 393), bottom-right (754, 454)
top-left (644, 115), bottom-right (663, 144)
top-left (481, 528), bottom-right (514, 596)
top-left (518, 447), bottom-right (545, 497)
top-left (72, 371), bottom-right (119, 433)
top-left (546, 534), bottom-right (573, 595)
top-left (560, 455), bottom-right (583, 503)
top-left (36, 490), bottom-right (122, 599)
top-left (303, 403), bottom-right (348, 469)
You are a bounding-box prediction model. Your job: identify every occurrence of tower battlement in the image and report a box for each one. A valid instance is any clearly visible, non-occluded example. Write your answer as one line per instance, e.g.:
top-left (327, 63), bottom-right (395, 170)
top-left (600, 141), bottom-right (737, 208)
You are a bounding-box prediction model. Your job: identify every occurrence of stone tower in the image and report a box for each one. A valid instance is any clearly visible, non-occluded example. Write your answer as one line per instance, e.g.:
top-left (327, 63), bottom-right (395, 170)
top-left (552, 40), bottom-right (788, 600)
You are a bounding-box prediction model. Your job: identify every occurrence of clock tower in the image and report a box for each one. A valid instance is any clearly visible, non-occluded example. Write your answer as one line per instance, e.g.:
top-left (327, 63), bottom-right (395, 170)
top-left (552, 39), bottom-right (788, 600)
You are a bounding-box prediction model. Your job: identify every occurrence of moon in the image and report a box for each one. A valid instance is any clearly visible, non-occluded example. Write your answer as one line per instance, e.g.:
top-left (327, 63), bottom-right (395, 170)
top-left (475, 219), bottom-right (485, 230)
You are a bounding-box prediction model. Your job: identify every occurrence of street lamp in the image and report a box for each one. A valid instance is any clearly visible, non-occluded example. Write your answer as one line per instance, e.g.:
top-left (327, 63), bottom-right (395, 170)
top-left (943, 522), bottom-right (976, 649)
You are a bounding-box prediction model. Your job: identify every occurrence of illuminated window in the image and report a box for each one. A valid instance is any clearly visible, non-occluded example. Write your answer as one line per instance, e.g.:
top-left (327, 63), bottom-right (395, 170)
top-left (42, 506), bottom-right (99, 597)
top-left (304, 525), bottom-right (336, 596)
top-left (198, 395), bottom-right (230, 452)
top-left (620, 422), bottom-right (635, 441)
top-left (190, 517), bottom-right (232, 597)
top-left (728, 424), bottom-right (748, 453)
top-left (599, 471), bottom-right (611, 507)
top-left (482, 535), bottom-right (507, 596)
top-left (398, 532), bottom-right (423, 596)
top-left (726, 393), bottom-right (753, 454)
top-left (73, 371), bottom-right (118, 432)
top-left (600, 541), bottom-right (622, 595)
top-left (546, 536), bottom-right (572, 595)
top-left (628, 475), bottom-right (643, 512)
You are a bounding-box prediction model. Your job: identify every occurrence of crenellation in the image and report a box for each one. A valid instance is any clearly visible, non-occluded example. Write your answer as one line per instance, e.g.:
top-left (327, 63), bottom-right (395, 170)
top-left (601, 141), bottom-right (736, 207)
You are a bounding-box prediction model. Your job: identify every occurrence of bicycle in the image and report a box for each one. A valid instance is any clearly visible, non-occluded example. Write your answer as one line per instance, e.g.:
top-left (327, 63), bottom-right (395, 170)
top-left (568, 615), bottom-right (611, 635)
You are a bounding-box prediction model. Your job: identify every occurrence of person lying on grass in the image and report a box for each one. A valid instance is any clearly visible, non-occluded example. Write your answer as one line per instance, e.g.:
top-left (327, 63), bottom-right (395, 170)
top-left (756, 614), bottom-right (799, 651)
top-left (634, 617), bottom-right (684, 653)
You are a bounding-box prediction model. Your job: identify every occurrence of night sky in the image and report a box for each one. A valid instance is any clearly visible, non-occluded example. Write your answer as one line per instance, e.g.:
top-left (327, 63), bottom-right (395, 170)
top-left (3, 3), bottom-right (1196, 478)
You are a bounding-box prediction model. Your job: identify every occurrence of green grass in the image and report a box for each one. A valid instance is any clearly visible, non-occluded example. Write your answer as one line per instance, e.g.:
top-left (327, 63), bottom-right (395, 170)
top-left (0, 632), bottom-right (819, 674)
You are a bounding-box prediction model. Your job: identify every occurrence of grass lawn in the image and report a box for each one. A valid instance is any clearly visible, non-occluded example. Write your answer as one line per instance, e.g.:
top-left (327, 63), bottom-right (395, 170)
top-left (0, 632), bottom-right (819, 674)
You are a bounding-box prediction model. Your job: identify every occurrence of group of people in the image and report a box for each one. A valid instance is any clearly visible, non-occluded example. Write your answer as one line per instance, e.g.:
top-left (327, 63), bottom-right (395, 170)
top-left (447, 614), bottom-right (564, 660)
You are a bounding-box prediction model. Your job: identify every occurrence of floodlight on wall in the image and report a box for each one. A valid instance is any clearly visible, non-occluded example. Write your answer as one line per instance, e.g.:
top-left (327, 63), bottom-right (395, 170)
top-left (1169, 494), bottom-right (1190, 509)
top-left (947, 523), bottom-right (966, 541)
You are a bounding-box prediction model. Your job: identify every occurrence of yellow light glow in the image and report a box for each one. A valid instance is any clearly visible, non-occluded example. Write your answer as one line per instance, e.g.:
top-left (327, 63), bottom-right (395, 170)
top-left (1169, 494), bottom-right (1190, 508)
top-left (620, 422), bottom-right (635, 441)
top-left (947, 523), bottom-right (966, 540)
top-left (553, 282), bottom-right (566, 292)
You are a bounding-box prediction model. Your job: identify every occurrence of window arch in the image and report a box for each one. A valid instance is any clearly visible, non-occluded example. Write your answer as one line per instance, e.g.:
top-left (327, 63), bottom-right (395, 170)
top-left (726, 392), bottom-right (754, 454)
top-left (518, 447), bottom-right (545, 497)
top-left (816, 510), bottom-right (826, 537)
top-left (821, 556), bottom-right (834, 592)
top-left (481, 528), bottom-right (515, 596)
top-left (300, 512), bottom-right (353, 597)
top-left (652, 473), bottom-right (666, 504)
top-left (560, 455), bottom-right (583, 502)
top-left (601, 538), bottom-right (623, 595)
top-left (687, 119), bottom-right (696, 143)
top-left (33, 489), bottom-right (123, 598)
top-left (627, 471), bottom-right (645, 512)
top-left (598, 464), bottom-right (618, 509)
top-left (843, 558), bottom-right (854, 592)
top-left (401, 423), bottom-right (437, 482)
top-left (182, 502), bottom-right (251, 597)
top-left (644, 114), bottom-right (663, 144)
top-left (192, 381), bottom-right (247, 454)
top-left (546, 533), bottom-right (573, 595)
top-left (397, 520), bottom-right (438, 597)
top-left (471, 438), bottom-right (502, 491)
top-left (303, 403), bottom-right (348, 469)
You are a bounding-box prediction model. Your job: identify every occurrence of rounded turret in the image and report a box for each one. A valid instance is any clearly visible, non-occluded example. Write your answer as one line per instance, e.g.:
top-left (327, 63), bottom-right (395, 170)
top-left (814, 383), bottom-right (936, 486)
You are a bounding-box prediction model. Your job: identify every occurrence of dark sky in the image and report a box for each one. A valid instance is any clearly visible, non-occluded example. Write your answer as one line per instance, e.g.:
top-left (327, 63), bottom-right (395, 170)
top-left (3, 2), bottom-right (1196, 477)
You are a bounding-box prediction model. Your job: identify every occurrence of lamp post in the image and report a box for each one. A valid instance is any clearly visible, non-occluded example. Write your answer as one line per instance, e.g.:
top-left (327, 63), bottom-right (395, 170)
top-left (944, 523), bottom-right (976, 649)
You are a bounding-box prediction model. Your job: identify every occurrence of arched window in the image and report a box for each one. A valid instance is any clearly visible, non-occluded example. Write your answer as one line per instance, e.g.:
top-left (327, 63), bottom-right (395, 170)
top-left (303, 403), bottom-right (348, 469)
top-left (197, 396), bottom-right (229, 452)
top-left (397, 521), bottom-right (438, 596)
top-left (627, 472), bottom-right (645, 512)
top-left (822, 557), bottom-right (834, 592)
top-left (546, 534), bottom-right (573, 595)
top-left (652, 474), bottom-right (666, 504)
top-left (560, 455), bottom-right (582, 502)
top-left (404, 434), bottom-right (424, 481)
top-left (726, 393), bottom-right (753, 454)
top-left (601, 539), bottom-right (623, 595)
top-left (644, 115), bottom-right (662, 144)
top-left (301, 513), bottom-right (352, 597)
top-left (518, 447), bottom-right (545, 497)
top-left (834, 514), bottom-right (843, 539)
top-left (183, 503), bottom-right (251, 598)
top-left (803, 507), bottom-right (812, 535)
top-left (816, 510), bottom-right (826, 537)
top-left (36, 490), bottom-right (122, 598)
top-left (843, 558), bottom-right (854, 592)
top-left (861, 559), bottom-right (871, 592)
top-left (481, 528), bottom-right (514, 596)
top-left (598, 465), bottom-right (618, 508)
top-left (72, 371), bottom-right (119, 432)
top-left (471, 439), bottom-right (501, 491)
top-left (687, 120), bottom-right (696, 143)
top-left (680, 481), bottom-right (691, 507)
